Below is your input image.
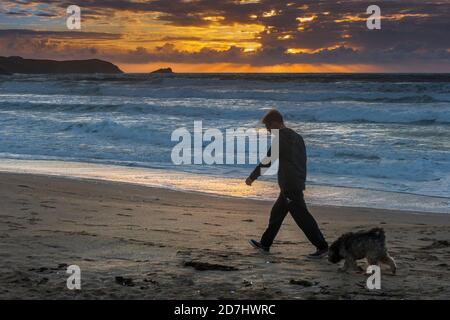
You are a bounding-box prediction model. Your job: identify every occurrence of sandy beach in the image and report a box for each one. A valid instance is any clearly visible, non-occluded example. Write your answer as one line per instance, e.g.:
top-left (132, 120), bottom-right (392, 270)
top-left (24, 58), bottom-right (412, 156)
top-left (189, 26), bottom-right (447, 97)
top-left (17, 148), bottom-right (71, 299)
top-left (0, 172), bottom-right (449, 300)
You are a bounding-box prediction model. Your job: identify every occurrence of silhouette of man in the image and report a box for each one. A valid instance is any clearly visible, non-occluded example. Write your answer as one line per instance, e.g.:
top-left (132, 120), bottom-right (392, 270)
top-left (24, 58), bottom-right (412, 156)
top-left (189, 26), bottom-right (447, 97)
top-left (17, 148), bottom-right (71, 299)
top-left (246, 109), bottom-right (328, 258)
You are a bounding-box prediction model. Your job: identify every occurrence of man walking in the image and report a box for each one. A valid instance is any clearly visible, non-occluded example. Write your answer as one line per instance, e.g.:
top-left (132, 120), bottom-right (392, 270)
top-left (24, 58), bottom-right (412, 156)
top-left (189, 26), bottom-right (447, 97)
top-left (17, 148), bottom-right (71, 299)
top-left (246, 109), bottom-right (328, 258)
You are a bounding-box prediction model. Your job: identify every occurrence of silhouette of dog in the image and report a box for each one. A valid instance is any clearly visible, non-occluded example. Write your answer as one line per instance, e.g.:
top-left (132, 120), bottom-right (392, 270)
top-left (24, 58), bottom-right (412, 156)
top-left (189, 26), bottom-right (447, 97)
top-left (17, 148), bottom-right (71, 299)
top-left (328, 228), bottom-right (396, 274)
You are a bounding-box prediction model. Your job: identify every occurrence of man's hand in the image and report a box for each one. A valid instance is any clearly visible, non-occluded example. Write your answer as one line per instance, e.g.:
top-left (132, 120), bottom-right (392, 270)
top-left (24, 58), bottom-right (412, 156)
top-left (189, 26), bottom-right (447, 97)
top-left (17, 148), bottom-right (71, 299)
top-left (245, 177), bottom-right (254, 186)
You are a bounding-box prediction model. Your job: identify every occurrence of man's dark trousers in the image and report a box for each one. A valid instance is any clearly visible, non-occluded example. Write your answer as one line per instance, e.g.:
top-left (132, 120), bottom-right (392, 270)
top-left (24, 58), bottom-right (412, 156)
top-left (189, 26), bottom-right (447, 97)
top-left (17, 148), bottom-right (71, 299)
top-left (260, 187), bottom-right (328, 250)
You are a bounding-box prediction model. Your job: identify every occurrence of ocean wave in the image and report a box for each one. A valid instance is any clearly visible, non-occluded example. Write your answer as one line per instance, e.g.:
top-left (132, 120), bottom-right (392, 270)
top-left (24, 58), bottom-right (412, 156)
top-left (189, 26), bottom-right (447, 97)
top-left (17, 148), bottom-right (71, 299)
top-left (61, 119), bottom-right (171, 145)
top-left (323, 95), bottom-right (447, 103)
top-left (285, 105), bottom-right (450, 124)
top-left (2, 98), bottom-right (450, 125)
top-left (2, 74), bottom-right (450, 103)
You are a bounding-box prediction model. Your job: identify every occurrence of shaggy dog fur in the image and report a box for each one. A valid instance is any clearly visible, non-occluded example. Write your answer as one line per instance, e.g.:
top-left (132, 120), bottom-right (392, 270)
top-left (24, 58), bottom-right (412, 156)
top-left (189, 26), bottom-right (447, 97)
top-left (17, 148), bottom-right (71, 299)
top-left (328, 227), bottom-right (397, 274)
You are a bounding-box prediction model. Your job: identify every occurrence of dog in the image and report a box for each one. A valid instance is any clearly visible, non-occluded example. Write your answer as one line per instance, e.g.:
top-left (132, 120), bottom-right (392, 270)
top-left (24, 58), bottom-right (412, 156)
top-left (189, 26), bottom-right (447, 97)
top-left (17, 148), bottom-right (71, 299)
top-left (328, 227), bottom-right (397, 274)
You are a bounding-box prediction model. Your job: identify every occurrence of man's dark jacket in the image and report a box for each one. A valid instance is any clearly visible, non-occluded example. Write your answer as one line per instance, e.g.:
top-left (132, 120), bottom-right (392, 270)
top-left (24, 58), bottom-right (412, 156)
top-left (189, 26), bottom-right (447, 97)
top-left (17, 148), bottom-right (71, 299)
top-left (250, 127), bottom-right (307, 191)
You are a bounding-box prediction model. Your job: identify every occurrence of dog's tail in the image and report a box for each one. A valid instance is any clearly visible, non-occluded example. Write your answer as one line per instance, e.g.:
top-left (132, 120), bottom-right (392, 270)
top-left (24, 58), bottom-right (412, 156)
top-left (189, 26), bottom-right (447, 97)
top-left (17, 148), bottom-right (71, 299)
top-left (369, 227), bottom-right (385, 242)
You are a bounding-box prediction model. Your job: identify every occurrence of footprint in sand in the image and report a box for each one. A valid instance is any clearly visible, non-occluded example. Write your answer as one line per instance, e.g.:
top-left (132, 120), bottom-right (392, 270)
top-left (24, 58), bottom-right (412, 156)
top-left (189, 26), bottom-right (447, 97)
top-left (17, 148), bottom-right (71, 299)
top-left (421, 240), bottom-right (450, 250)
top-left (143, 278), bottom-right (159, 285)
top-left (40, 204), bottom-right (56, 209)
top-left (81, 223), bottom-right (108, 227)
top-left (176, 250), bottom-right (192, 257)
top-left (289, 279), bottom-right (315, 287)
top-left (17, 185), bottom-right (33, 189)
top-left (28, 217), bottom-right (42, 225)
top-left (184, 261), bottom-right (238, 271)
top-left (26, 263), bottom-right (66, 274)
top-left (115, 276), bottom-right (135, 287)
top-left (117, 213), bottom-right (132, 217)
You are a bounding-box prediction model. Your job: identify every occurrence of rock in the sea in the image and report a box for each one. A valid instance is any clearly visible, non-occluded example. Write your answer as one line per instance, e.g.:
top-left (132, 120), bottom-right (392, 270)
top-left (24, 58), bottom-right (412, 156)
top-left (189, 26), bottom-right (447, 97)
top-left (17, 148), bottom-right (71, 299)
top-left (0, 56), bottom-right (123, 74)
top-left (150, 67), bottom-right (173, 74)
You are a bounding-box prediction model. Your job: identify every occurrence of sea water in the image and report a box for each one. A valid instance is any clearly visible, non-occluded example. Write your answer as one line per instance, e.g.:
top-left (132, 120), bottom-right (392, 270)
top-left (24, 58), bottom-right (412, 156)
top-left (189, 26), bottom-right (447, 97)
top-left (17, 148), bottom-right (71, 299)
top-left (0, 73), bottom-right (449, 213)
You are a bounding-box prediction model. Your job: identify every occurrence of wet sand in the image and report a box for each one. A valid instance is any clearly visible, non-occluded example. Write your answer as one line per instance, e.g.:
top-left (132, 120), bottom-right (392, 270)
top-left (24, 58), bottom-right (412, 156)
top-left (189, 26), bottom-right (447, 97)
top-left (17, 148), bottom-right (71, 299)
top-left (0, 172), bottom-right (449, 299)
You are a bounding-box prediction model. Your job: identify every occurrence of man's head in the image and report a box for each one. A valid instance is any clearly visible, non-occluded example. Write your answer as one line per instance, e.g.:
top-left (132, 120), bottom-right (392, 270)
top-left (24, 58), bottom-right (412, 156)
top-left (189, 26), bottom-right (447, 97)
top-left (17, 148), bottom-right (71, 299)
top-left (262, 109), bottom-right (285, 131)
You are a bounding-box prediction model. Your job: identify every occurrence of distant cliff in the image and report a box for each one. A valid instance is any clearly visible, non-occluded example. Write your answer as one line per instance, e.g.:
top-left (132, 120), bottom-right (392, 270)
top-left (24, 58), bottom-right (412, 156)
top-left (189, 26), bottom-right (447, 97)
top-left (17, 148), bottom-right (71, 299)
top-left (0, 56), bottom-right (123, 74)
top-left (150, 67), bottom-right (173, 74)
top-left (0, 66), bottom-right (11, 75)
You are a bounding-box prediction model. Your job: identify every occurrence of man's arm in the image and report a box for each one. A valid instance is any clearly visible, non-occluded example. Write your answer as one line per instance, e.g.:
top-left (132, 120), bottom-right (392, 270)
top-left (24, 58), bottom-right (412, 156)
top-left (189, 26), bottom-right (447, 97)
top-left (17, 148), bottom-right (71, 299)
top-left (246, 147), bottom-right (271, 185)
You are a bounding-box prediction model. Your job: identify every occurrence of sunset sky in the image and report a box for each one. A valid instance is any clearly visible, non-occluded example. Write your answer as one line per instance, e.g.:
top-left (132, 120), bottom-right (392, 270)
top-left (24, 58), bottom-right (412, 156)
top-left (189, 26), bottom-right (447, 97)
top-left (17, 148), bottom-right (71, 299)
top-left (0, 0), bottom-right (449, 73)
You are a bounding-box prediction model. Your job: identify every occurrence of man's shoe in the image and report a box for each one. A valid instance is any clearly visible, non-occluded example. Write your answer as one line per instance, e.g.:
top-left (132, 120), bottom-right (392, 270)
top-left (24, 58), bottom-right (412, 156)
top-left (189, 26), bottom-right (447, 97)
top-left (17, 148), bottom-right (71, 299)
top-left (307, 248), bottom-right (328, 259)
top-left (249, 239), bottom-right (270, 253)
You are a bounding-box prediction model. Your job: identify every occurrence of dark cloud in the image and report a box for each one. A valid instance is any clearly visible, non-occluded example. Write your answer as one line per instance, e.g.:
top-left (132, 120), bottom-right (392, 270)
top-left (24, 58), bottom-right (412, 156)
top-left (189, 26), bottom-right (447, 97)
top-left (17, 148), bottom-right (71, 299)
top-left (109, 43), bottom-right (450, 67)
top-left (0, 29), bottom-right (121, 60)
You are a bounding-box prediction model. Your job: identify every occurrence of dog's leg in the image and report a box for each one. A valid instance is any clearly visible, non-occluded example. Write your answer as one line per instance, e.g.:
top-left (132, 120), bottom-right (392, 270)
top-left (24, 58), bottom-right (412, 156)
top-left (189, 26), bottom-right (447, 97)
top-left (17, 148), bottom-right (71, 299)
top-left (338, 258), bottom-right (351, 273)
top-left (367, 256), bottom-right (379, 266)
top-left (340, 257), bottom-right (362, 273)
top-left (381, 254), bottom-right (397, 275)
